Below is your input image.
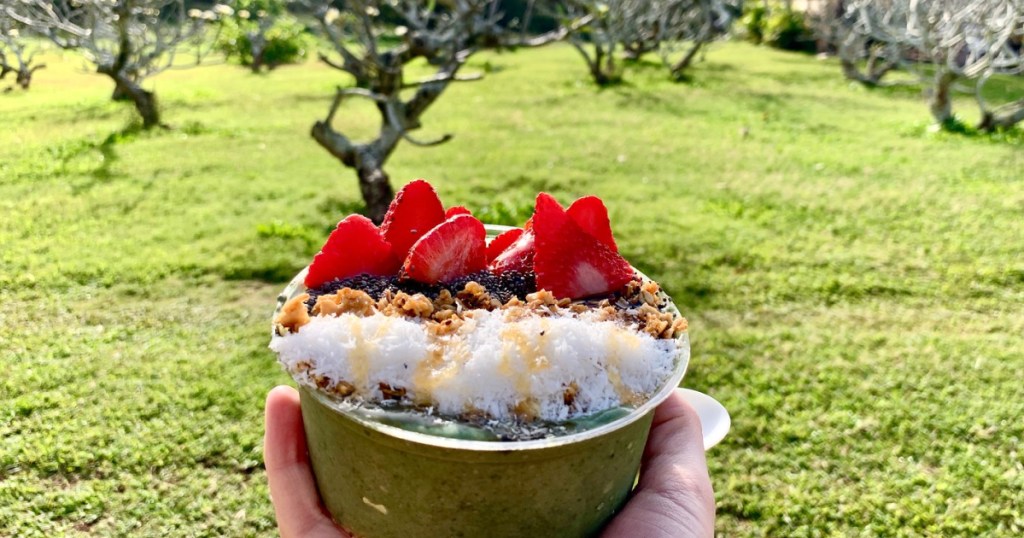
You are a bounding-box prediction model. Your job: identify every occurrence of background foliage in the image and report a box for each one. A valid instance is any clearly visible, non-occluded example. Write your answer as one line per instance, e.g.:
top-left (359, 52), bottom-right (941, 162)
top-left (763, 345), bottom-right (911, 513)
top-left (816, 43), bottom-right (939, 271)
top-left (215, 5), bottom-right (311, 70)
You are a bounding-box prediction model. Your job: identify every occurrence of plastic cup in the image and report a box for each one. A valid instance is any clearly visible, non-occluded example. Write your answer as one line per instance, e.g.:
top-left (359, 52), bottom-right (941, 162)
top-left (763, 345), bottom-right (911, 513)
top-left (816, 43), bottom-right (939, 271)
top-left (272, 225), bottom-right (690, 538)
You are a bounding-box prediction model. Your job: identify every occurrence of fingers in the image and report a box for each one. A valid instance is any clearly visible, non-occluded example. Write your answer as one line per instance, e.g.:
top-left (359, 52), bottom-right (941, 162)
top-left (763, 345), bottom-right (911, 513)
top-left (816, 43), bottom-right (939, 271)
top-left (264, 385), bottom-right (349, 538)
top-left (602, 389), bottom-right (715, 538)
top-left (642, 388), bottom-right (710, 478)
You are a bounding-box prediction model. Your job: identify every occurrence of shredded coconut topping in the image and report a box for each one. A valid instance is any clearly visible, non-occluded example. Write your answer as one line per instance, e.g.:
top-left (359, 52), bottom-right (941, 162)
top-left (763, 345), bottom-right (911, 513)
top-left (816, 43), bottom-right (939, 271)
top-left (271, 278), bottom-right (687, 422)
top-left (270, 309), bottom-right (679, 422)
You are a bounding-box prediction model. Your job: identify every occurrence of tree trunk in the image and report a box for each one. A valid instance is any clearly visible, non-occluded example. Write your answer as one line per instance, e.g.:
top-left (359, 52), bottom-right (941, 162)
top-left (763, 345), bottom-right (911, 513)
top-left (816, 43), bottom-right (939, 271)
top-left (111, 81), bottom-right (133, 101)
top-left (250, 36), bottom-right (266, 73)
top-left (357, 164), bottom-right (395, 224)
top-left (133, 87), bottom-right (161, 129)
top-left (311, 118), bottom-right (398, 223)
top-left (16, 65), bottom-right (44, 90)
top-left (977, 99), bottom-right (1024, 132)
top-left (16, 69), bottom-right (32, 90)
top-left (604, 43), bottom-right (616, 82)
top-left (840, 57), bottom-right (872, 85)
top-left (929, 70), bottom-right (957, 125)
top-left (591, 46), bottom-right (607, 84)
top-left (112, 76), bottom-right (161, 128)
top-left (670, 40), bottom-right (705, 78)
top-left (865, 50), bottom-right (896, 83)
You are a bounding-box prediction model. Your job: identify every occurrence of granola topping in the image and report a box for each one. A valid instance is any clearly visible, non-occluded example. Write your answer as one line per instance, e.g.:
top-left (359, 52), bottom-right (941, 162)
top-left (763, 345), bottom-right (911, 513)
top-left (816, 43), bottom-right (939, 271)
top-left (277, 278), bottom-right (688, 342)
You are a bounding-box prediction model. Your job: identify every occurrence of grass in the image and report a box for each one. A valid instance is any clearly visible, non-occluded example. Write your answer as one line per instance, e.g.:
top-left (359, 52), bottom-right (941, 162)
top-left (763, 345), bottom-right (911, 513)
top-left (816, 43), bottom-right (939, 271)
top-left (1, 42), bottom-right (1023, 536)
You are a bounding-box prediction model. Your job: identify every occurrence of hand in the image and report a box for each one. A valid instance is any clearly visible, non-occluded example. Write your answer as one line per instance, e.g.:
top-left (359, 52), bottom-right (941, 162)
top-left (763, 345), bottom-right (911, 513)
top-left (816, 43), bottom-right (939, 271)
top-left (264, 386), bottom-right (715, 538)
top-left (264, 386), bottom-right (349, 538)
top-left (600, 388), bottom-right (716, 538)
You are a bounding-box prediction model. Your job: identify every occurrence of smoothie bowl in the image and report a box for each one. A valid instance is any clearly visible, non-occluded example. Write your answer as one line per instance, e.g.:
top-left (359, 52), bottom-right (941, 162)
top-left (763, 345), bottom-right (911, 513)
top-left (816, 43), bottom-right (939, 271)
top-left (269, 180), bottom-right (690, 538)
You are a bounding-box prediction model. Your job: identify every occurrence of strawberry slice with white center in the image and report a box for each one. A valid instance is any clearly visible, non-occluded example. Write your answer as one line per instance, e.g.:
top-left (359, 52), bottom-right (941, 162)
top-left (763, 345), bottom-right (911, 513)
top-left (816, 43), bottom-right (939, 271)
top-left (304, 215), bottom-right (401, 288)
top-left (567, 195), bottom-right (618, 252)
top-left (489, 229), bottom-right (534, 274)
top-left (532, 193), bottom-right (634, 299)
top-left (486, 228), bottom-right (524, 263)
top-left (380, 179), bottom-right (446, 261)
top-left (401, 214), bottom-right (487, 284)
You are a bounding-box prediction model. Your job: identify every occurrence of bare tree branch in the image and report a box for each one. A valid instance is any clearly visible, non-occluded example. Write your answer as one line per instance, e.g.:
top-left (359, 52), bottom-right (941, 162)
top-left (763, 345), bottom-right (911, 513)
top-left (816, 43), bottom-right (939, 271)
top-left (0, 7), bottom-right (47, 89)
top-left (839, 0), bottom-right (1024, 129)
top-left (294, 0), bottom-right (572, 220)
top-left (6, 0), bottom-right (216, 127)
top-left (402, 72), bottom-right (485, 88)
top-left (549, 0), bottom-right (736, 84)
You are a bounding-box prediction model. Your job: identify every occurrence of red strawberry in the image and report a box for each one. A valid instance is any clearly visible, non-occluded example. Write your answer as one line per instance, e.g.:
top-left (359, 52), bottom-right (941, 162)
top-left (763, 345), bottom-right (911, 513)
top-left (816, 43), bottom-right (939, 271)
top-left (486, 227), bottom-right (524, 263)
top-left (532, 193), bottom-right (634, 299)
top-left (304, 215), bottom-right (400, 288)
top-left (489, 230), bottom-right (534, 274)
top-left (402, 215), bottom-right (486, 284)
top-left (524, 216), bottom-right (533, 231)
top-left (567, 195), bottom-right (618, 252)
top-left (445, 206), bottom-right (472, 219)
top-left (380, 179), bottom-right (446, 260)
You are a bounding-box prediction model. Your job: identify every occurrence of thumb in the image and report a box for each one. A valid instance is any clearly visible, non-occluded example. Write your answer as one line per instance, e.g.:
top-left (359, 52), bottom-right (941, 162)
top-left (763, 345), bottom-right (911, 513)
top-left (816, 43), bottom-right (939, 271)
top-left (602, 388), bottom-right (715, 538)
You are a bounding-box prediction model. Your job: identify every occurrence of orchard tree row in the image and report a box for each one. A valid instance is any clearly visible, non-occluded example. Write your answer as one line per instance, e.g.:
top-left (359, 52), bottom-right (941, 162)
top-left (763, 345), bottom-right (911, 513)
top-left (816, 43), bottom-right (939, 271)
top-left (819, 0), bottom-right (1024, 132)
top-left (2, 1), bottom-right (1023, 214)
top-left (0, 0), bottom-right (738, 219)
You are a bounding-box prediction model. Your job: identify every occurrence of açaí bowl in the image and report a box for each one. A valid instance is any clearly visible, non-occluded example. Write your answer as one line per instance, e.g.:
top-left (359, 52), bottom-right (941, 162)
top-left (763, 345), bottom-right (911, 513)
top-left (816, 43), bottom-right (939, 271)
top-left (271, 225), bottom-right (690, 538)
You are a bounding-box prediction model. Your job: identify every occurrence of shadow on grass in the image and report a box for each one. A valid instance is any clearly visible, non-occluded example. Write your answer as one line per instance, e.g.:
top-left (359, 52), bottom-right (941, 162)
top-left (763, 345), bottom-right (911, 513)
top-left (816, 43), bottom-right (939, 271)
top-left (55, 120), bottom-right (219, 194)
top-left (904, 118), bottom-right (1024, 147)
top-left (63, 122), bottom-right (147, 193)
top-left (760, 65), bottom-right (849, 88)
top-left (220, 219), bottom-right (327, 284)
top-left (607, 87), bottom-right (693, 118)
top-left (57, 101), bottom-right (125, 122)
top-left (620, 56), bottom-right (664, 70)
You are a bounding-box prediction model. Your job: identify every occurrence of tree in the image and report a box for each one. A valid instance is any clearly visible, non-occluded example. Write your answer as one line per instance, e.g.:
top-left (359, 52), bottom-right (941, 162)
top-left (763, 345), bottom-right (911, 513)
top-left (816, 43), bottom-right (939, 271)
top-left (216, 0), bottom-right (309, 72)
top-left (655, 0), bottom-right (737, 79)
top-left (297, 0), bottom-right (575, 222)
top-left (554, 0), bottom-right (737, 85)
top-left (6, 0), bottom-right (214, 128)
top-left (0, 9), bottom-right (45, 90)
top-left (840, 0), bottom-right (1024, 131)
top-left (556, 0), bottom-right (638, 84)
top-left (833, 0), bottom-right (915, 87)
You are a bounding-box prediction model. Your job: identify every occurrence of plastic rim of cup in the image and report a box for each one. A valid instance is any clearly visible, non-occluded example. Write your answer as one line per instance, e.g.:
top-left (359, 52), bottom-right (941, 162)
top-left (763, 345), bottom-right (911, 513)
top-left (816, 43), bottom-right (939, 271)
top-left (272, 224), bottom-right (690, 452)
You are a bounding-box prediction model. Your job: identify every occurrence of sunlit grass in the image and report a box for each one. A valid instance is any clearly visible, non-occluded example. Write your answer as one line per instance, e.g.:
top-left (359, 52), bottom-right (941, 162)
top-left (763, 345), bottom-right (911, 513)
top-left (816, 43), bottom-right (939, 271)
top-left (1, 42), bottom-right (1022, 536)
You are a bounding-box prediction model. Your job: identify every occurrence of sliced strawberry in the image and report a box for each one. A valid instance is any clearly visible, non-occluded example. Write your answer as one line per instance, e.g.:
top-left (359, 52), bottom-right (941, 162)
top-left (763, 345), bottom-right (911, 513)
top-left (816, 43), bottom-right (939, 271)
top-left (524, 216), bottom-right (533, 231)
top-left (567, 195), bottom-right (618, 252)
top-left (486, 228), bottom-right (524, 263)
top-left (304, 215), bottom-right (400, 288)
top-left (380, 179), bottom-right (446, 260)
top-left (402, 215), bottom-right (486, 284)
top-left (445, 206), bottom-right (472, 219)
top-left (489, 230), bottom-right (534, 274)
top-left (532, 193), bottom-right (634, 299)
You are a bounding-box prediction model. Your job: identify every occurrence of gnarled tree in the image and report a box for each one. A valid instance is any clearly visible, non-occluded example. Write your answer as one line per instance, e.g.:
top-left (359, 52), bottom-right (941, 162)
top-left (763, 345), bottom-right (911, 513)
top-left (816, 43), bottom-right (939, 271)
top-left (0, 10), bottom-right (45, 90)
top-left (297, 0), bottom-right (575, 222)
top-left (6, 0), bottom-right (212, 128)
top-left (554, 0), bottom-right (737, 84)
top-left (832, 0), bottom-right (908, 87)
top-left (556, 0), bottom-right (636, 84)
top-left (655, 0), bottom-right (737, 79)
top-left (841, 0), bottom-right (1024, 130)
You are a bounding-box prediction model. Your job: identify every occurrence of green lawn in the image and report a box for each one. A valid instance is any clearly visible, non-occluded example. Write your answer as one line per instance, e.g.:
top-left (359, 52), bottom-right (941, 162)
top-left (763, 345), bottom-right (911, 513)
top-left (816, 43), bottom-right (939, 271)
top-left (2, 42), bottom-right (1023, 537)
